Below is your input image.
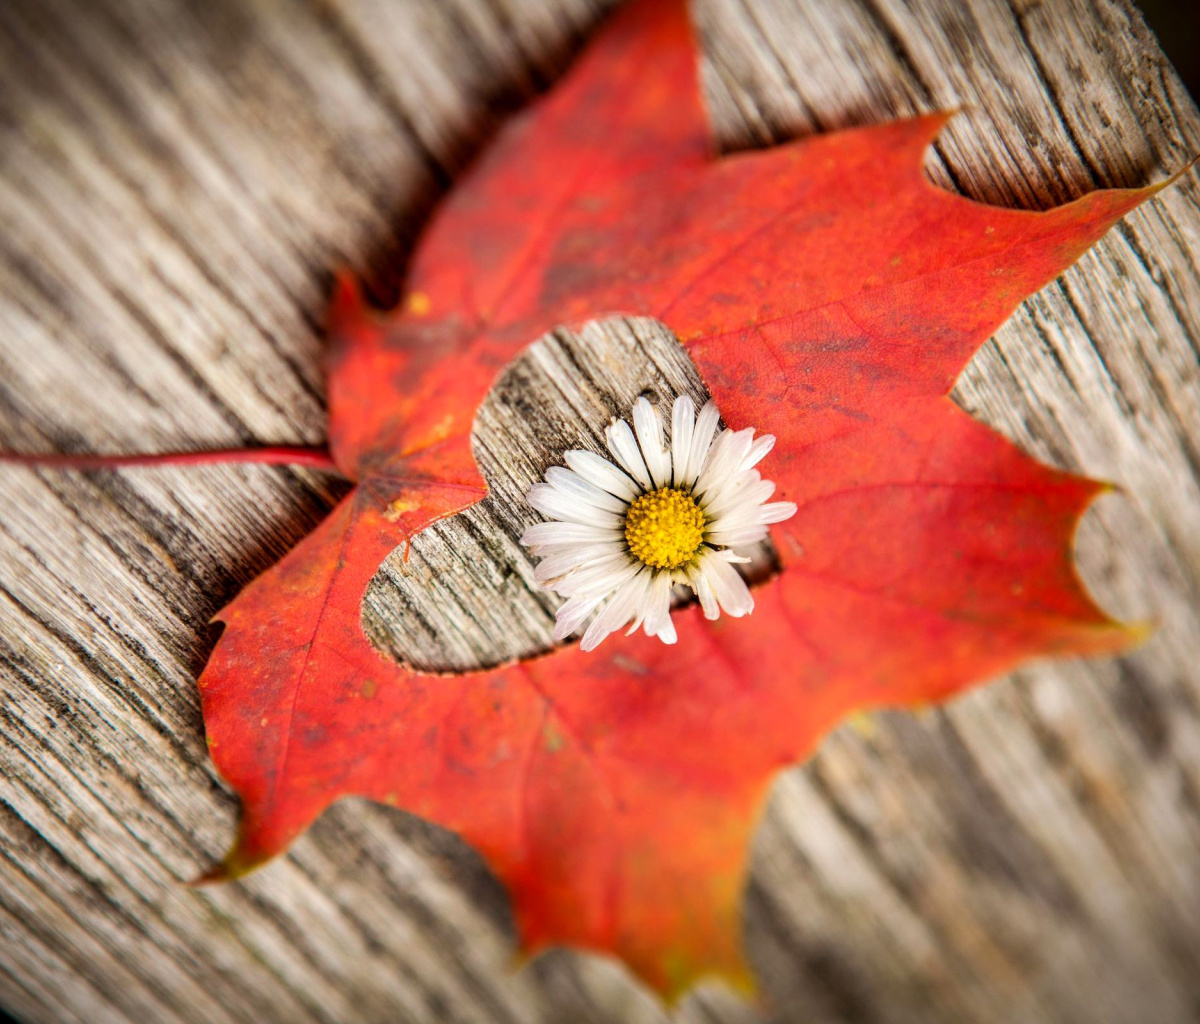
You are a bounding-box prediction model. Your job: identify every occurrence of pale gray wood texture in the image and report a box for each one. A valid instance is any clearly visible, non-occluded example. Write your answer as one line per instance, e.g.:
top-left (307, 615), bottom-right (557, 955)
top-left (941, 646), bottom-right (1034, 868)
top-left (1, 0), bottom-right (1199, 1022)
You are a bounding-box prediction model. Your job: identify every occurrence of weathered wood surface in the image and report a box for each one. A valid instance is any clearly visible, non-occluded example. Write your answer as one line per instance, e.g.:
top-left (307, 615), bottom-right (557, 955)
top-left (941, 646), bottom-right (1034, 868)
top-left (1, 0), bottom-right (1199, 1022)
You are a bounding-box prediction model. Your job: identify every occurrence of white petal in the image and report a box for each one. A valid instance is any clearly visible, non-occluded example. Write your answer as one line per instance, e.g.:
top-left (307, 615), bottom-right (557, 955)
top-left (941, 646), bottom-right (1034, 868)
top-left (705, 503), bottom-right (770, 531)
top-left (605, 419), bottom-right (653, 489)
top-left (685, 564), bottom-right (721, 620)
top-left (700, 477), bottom-right (777, 523)
top-left (706, 526), bottom-right (770, 548)
top-left (554, 596), bottom-right (604, 640)
top-left (714, 548), bottom-right (752, 564)
top-left (698, 550), bottom-right (754, 617)
top-left (533, 543), bottom-right (626, 582)
top-left (545, 465), bottom-right (629, 515)
top-left (633, 397), bottom-right (672, 488)
top-left (670, 395), bottom-right (695, 487)
top-left (528, 484), bottom-right (623, 527)
top-left (689, 401), bottom-right (720, 481)
top-left (580, 570), bottom-right (652, 651)
top-left (695, 428), bottom-right (755, 500)
top-left (741, 434), bottom-right (776, 471)
top-left (641, 572), bottom-right (675, 640)
top-left (542, 554), bottom-right (631, 594)
top-left (691, 430), bottom-right (734, 500)
top-left (760, 501), bottom-right (798, 523)
top-left (704, 476), bottom-right (775, 521)
top-left (625, 571), bottom-right (660, 636)
top-left (555, 557), bottom-right (640, 600)
top-left (521, 521), bottom-right (623, 549)
top-left (564, 450), bottom-right (641, 502)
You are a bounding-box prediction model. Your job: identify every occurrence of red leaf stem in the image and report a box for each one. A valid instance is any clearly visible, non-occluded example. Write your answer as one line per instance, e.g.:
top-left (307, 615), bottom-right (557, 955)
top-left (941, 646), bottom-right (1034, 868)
top-left (0, 445), bottom-right (343, 475)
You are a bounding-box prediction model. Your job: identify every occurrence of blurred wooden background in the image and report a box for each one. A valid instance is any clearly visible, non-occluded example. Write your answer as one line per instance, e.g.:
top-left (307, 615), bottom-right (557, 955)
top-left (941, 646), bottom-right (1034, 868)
top-left (1, 0), bottom-right (1199, 1021)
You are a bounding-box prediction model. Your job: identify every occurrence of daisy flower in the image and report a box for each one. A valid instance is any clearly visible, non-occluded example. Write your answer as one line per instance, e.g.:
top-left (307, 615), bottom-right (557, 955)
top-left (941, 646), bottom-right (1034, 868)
top-left (520, 395), bottom-right (797, 651)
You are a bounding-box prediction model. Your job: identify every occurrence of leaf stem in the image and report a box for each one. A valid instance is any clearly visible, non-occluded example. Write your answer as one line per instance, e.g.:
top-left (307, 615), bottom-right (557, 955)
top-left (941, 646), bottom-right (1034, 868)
top-left (0, 445), bottom-right (344, 475)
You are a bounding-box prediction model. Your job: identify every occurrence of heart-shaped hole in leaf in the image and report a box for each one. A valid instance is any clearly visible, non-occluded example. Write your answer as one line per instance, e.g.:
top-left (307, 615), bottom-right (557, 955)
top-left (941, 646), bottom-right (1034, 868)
top-left (362, 316), bottom-right (779, 673)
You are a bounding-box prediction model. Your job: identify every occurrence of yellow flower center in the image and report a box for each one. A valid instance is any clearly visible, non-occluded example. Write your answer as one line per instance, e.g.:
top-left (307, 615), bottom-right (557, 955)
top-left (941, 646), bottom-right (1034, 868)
top-left (624, 486), bottom-right (706, 570)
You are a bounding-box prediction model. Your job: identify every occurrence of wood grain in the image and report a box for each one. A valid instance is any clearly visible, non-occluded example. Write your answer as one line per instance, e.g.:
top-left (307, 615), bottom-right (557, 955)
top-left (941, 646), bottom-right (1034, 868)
top-left (1, 0), bottom-right (1199, 1022)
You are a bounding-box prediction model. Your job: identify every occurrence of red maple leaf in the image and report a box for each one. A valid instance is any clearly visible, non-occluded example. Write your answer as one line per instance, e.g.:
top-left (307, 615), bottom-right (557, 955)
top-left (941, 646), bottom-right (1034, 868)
top-left (3, 0), bottom-right (1173, 1000)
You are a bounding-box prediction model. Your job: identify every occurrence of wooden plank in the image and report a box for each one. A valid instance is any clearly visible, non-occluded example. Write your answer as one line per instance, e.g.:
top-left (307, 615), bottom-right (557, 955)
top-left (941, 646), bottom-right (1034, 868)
top-left (1, 0), bottom-right (1199, 1022)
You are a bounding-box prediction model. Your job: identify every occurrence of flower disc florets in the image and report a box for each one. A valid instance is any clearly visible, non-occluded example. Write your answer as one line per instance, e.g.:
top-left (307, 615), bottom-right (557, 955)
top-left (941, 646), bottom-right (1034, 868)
top-left (624, 486), bottom-right (706, 570)
top-left (521, 395), bottom-right (797, 651)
